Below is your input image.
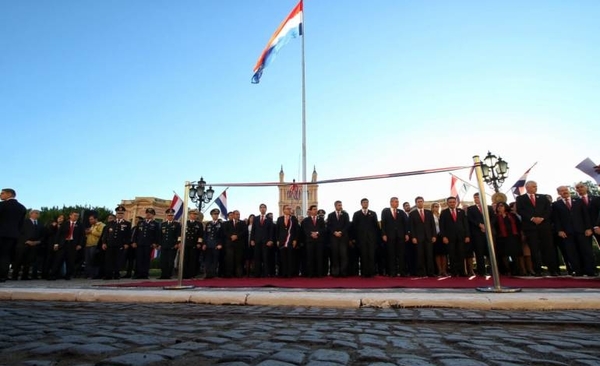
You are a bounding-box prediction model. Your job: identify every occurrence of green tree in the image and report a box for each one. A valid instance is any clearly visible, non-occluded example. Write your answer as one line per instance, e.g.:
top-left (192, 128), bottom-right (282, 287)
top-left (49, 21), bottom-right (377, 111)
top-left (567, 180), bottom-right (600, 197)
top-left (39, 205), bottom-right (113, 225)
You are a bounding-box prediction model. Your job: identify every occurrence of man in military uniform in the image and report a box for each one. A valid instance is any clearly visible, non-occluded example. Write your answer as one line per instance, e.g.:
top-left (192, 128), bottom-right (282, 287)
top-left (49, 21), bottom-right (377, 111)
top-left (132, 208), bottom-right (159, 279)
top-left (122, 216), bottom-right (142, 278)
top-left (182, 209), bottom-right (203, 279)
top-left (158, 208), bottom-right (181, 279)
top-left (203, 208), bottom-right (223, 279)
top-left (101, 206), bottom-right (131, 280)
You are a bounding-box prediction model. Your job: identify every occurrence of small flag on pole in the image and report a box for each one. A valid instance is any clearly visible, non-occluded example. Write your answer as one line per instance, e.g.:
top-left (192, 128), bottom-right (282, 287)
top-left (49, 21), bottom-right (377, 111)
top-left (169, 193), bottom-right (184, 220)
top-left (510, 162), bottom-right (538, 199)
top-left (251, 1), bottom-right (303, 84)
top-left (215, 190), bottom-right (228, 220)
top-left (451, 175), bottom-right (468, 205)
top-left (151, 248), bottom-right (160, 260)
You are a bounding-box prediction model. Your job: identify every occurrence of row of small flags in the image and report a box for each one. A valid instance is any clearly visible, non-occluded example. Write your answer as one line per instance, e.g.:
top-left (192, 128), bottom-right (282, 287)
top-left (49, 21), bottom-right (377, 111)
top-left (450, 162), bottom-right (538, 202)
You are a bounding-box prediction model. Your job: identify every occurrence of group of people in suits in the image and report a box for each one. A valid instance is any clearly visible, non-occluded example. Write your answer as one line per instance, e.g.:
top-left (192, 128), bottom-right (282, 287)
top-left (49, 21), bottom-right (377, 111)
top-left (2, 179), bottom-right (599, 282)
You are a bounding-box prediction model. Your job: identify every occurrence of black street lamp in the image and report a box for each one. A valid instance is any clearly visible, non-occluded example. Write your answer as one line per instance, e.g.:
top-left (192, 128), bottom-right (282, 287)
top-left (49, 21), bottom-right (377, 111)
top-left (481, 151), bottom-right (509, 193)
top-left (188, 177), bottom-right (215, 211)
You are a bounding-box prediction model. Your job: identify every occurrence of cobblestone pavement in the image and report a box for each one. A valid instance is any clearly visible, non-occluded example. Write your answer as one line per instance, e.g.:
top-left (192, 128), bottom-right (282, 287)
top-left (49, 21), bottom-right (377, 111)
top-left (1, 302), bottom-right (599, 366)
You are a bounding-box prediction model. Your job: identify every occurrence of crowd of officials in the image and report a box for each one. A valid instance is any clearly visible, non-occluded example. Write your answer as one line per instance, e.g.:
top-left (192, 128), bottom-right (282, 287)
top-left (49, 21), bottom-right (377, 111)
top-left (0, 181), bottom-right (599, 283)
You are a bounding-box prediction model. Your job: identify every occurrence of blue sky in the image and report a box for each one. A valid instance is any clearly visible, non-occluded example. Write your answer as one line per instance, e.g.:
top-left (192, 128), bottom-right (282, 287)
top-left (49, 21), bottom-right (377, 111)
top-left (2, 0), bottom-right (599, 217)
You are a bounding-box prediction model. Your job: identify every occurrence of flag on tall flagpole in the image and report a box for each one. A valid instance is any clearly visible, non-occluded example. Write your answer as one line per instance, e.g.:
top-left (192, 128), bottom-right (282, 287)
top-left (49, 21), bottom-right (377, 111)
top-left (451, 175), bottom-right (468, 205)
top-left (510, 162), bottom-right (538, 198)
top-left (251, 1), bottom-right (303, 84)
top-left (215, 190), bottom-right (228, 220)
top-left (169, 192), bottom-right (184, 220)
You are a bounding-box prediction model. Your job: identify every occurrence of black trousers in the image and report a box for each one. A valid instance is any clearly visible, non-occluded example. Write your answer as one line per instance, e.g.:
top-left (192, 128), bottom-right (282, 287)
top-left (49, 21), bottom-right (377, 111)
top-left (278, 246), bottom-right (295, 278)
top-left (224, 241), bottom-right (243, 277)
top-left (415, 239), bottom-right (435, 277)
top-left (252, 241), bottom-right (267, 277)
top-left (359, 239), bottom-right (376, 277)
top-left (524, 223), bottom-right (558, 273)
top-left (385, 235), bottom-right (405, 276)
top-left (471, 231), bottom-right (489, 275)
top-left (182, 246), bottom-right (198, 278)
top-left (135, 245), bottom-right (151, 278)
top-left (305, 240), bottom-right (324, 277)
top-left (446, 237), bottom-right (465, 276)
top-left (160, 248), bottom-right (176, 278)
top-left (329, 235), bottom-right (349, 277)
top-left (51, 241), bottom-right (77, 279)
top-left (12, 243), bottom-right (35, 279)
top-left (204, 247), bottom-right (220, 278)
top-left (0, 237), bottom-right (17, 280)
top-left (562, 233), bottom-right (595, 276)
top-left (104, 246), bottom-right (122, 278)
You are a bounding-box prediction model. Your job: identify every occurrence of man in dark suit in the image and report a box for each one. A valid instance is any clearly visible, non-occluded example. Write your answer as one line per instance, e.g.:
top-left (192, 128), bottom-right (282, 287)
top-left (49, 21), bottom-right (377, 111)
top-left (222, 210), bottom-right (247, 278)
top-left (326, 201), bottom-right (351, 277)
top-left (250, 203), bottom-right (275, 277)
top-left (301, 205), bottom-right (327, 278)
top-left (275, 205), bottom-right (299, 278)
top-left (50, 211), bottom-right (85, 280)
top-left (12, 209), bottom-right (44, 280)
top-left (409, 196), bottom-right (437, 277)
top-left (516, 180), bottom-right (559, 276)
top-left (380, 197), bottom-right (409, 277)
top-left (576, 182), bottom-right (600, 247)
top-left (552, 186), bottom-right (594, 276)
top-left (439, 196), bottom-right (471, 277)
top-left (351, 198), bottom-right (380, 278)
top-left (467, 193), bottom-right (496, 276)
top-left (0, 189), bottom-right (27, 282)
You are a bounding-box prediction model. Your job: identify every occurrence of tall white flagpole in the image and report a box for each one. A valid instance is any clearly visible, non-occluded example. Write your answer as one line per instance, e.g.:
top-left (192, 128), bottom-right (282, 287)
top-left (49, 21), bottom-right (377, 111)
top-left (300, 1), bottom-right (308, 216)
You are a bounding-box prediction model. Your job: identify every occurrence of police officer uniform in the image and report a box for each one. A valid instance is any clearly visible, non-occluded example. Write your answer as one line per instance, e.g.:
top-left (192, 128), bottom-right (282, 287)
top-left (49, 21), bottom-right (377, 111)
top-left (158, 208), bottom-right (181, 279)
top-left (182, 209), bottom-right (204, 279)
top-left (203, 209), bottom-right (223, 279)
top-left (101, 206), bottom-right (131, 279)
top-left (133, 208), bottom-right (160, 279)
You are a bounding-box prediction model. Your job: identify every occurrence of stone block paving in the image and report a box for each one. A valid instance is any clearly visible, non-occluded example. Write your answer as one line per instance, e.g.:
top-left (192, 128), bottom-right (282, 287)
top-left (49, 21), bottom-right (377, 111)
top-left (0, 301), bottom-right (599, 365)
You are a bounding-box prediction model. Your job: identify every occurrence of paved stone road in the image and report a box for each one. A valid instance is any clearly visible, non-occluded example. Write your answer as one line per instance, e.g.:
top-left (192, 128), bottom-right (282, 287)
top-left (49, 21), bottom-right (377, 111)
top-left (1, 302), bottom-right (599, 366)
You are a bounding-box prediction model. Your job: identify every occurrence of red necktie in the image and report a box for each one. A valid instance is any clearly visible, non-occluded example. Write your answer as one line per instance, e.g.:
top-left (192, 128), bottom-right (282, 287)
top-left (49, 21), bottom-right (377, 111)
top-left (478, 204), bottom-right (482, 213)
top-left (260, 216), bottom-right (264, 225)
top-left (392, 210), bottom-right (396, 219)
top-left (565, 199), bottom-right (571, 210)
top-left (530, 194), bottom-right (536, 206)
top-left (68, 222), bottom-right (74, 240)
top-left (583, 196), bottom-right (589, 206)
top-left (312, 216), bottom-right (316, 226)
top-left (420, 209), bottom-right (425, 222)
top-left (451, 210), bottom-right (457, 222)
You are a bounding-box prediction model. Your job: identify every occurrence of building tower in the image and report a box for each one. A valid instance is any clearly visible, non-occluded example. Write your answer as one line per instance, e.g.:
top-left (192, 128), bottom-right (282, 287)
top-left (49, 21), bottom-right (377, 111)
top-left (277, 166), bottom-right (319, 217)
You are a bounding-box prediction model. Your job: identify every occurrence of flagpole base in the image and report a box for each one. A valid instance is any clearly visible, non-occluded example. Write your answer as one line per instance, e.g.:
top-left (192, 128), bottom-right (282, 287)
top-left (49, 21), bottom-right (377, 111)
top-left (476, 286), bottom-right (522, 293)
top-left (163, 285), bottom-right (195, 290)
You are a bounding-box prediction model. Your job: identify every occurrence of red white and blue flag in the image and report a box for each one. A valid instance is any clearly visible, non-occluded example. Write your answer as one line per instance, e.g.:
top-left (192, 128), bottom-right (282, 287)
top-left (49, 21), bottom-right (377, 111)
top-left (451, 175), bottom-right (468, 205)
top-left (510, 162), bottom-right (538, 198)
top-left (169, 193), bottom-right (184, 220)
top-left (251, 1), bottom-right (303, 84)
top-left (215, 190), bottom-right (228, 220)
top-left (151, 248), bottom-right (160, 260)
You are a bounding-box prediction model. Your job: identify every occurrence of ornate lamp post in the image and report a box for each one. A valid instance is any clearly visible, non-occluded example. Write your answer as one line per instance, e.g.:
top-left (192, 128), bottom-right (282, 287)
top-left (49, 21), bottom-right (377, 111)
top-left (481, 151), bottom-right (509, 204)
top-left (473, 155), bottom-right (520, 293)
top-left (164, 178), bottom-right (214, 290)
top-left (188, 177), bottom-right (215, 211)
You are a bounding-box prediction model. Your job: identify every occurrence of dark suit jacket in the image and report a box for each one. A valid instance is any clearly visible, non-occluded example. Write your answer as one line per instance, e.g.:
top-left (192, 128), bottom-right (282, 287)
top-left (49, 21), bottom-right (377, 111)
top-left (516, 193), bottom-right (552, 230)
top-left (552, 198), bottom-right (591, 234)
top-left (58, 220), bottom-right (86, 247)
top-left (467, 204), bottom-right (496, 236)
top-left (19, 219), bottom-right (45, 245)
top-left (0, 198), bottom-right (27, 239)
top-left (439, 208), bottom-right (470, 240)
top-left (250, 215), bottom-right (275, 244)
top-left (222, 220), bottom-right (247, 245)
top-left (582, 195), bottom-right (600, 228)
top-left (351, 210), bottom-right (380, 244)
top-left (380, 208), bottom-right (407, 240)
top-left (326, 211), bottom-right (351, 237)
top-left (301, 216), bottom-right (326, 243)
top-left (275, 215), bottom-right (299, 247)
top-left (408, 209), bottom-right (436, 242)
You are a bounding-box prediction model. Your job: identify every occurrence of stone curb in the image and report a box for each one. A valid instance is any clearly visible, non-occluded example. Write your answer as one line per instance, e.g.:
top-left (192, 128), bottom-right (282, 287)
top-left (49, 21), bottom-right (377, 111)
top-left (1, 287), bottom-right (600, 310)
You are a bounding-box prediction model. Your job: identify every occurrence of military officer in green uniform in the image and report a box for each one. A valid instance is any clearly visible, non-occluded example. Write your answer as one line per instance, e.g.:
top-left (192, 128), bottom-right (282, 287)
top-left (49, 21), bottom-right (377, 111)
top-left (158, 208), bottom-right (181, 279)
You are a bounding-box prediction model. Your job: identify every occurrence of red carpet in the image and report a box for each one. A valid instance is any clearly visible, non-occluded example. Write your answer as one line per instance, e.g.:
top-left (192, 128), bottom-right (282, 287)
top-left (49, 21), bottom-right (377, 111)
top-left (106, 275), bottom-right (600, 289)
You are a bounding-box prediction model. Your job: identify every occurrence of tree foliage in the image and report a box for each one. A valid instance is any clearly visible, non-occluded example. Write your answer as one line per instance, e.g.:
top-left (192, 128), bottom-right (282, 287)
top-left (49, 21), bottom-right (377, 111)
top-left (39, 205), bottom-right (113, 226)
top-left (567, 180), bottom-right (600, 197)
